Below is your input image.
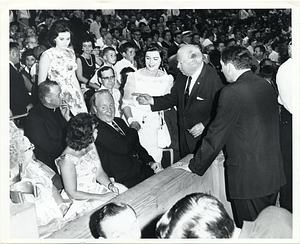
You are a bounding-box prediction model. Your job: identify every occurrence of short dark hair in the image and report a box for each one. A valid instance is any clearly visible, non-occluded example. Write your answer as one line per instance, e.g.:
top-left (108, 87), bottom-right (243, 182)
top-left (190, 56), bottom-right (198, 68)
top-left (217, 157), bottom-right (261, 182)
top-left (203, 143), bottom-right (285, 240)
top-left (102, 46), bottom-right (116, 56)
top-left (66, 113), bottom-right (99, 151)
top-left (254, 44), bottom-right (266, 54)
top-left (38, 79), bottom-right (59, 102)
top-left (120, 41), bottom-right (135, 54)
top-left (96, 202), bottom-right (136, 238)
top-left (156, 193), bottom-right (234, 239)
top-left (80, 33), bottom-right (95, 49)
top-left (48, 19), bottom-right (73, 47)
top-left (221, 46), bottom-right (252, 70)
top-left (21, 48), bottom-right (35, 64)
top-left (97, 66), bottom-right (115, 78)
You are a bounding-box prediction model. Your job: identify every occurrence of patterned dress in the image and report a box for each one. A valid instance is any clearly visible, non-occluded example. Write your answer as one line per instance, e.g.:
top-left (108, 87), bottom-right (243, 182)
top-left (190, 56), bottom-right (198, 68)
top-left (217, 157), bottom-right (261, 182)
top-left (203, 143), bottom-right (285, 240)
top-left (42, 47), bottom-right (87, 115)
top-left (122, 69), bottom-right (174, 162)
top-left (55, 144), bottom-right (109, 196)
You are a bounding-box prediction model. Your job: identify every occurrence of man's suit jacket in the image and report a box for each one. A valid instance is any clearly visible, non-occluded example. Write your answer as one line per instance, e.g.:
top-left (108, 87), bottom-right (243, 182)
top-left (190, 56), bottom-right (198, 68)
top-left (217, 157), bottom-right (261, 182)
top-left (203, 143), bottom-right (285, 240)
top-left (152, 63), bottom-right (224, 157)
top-left (95, 117), bottom-right (154, 188)
top-left (168, 42), bottom-right (179, 58)
top-left (189, 71), bottom-right (286, 199)
top-left (25, 102), bottom-right (68, 173)
top-left (10, 63), bottom-right (31, 116)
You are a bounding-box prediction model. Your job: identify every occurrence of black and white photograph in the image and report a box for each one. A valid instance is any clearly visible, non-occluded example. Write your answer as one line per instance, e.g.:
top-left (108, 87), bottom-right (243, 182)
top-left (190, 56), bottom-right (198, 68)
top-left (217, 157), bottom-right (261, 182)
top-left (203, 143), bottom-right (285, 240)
top-left (1, 0), bottom-right (299, 242)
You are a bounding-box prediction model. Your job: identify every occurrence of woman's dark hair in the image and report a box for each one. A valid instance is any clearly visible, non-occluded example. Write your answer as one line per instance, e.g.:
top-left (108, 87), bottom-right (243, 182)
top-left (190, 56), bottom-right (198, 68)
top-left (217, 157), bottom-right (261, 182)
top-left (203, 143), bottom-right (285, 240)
top-left (21, 48), bottom-right (35, 65)
top-left (48, 19), bottom-right (74, 47)
top-left (119, 67), bottom-right (135, 96)
top-left (143, 44), bottom-right (166, 70)
top-left (80, 33), bottom-right (96, 50)
top-left (66, 113), bottom-right (99, 151)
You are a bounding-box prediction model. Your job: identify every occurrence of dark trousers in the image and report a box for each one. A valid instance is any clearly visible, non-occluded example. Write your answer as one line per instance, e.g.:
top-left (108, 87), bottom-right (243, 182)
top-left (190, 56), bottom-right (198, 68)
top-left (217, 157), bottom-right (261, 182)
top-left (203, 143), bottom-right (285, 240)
top-left (279, 106), bottom-right (293, 212)
top-left (231, 191), bottom-right (278, 228)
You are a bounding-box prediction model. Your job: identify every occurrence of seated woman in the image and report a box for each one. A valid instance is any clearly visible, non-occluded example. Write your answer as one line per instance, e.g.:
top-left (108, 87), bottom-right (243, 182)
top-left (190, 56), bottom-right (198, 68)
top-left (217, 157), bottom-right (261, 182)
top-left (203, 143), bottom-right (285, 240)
top-left (9, 121), bottom-right (69, 227)
top-left (55, 113), bottom-right (126, 210)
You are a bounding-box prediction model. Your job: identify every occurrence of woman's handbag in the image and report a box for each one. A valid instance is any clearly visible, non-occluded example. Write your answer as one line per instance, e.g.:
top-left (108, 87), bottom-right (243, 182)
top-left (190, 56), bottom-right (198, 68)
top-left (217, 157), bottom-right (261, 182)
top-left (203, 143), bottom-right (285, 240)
top-left (157, 111), bottom-right (171, 148)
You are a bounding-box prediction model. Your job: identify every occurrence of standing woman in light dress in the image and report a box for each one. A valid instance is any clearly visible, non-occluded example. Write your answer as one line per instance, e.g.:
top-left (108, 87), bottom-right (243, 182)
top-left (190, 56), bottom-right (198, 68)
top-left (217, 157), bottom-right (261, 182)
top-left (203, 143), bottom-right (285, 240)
top-left (38, 19), bottom-right (87, 116)
top-left (122, 45), bottom-right (174, 163)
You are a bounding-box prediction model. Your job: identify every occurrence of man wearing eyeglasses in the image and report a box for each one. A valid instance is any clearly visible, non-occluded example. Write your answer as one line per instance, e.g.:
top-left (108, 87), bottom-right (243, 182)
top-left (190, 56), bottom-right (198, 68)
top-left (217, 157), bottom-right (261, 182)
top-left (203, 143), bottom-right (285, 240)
top-left (96, 66), bottom-right (122, 117)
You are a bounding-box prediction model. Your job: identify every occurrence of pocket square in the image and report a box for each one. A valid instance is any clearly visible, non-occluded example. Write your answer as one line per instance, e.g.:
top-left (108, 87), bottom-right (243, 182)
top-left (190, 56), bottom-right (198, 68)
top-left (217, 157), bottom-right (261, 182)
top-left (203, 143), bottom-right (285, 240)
top-left (197, 97), bottom-right (204, 100)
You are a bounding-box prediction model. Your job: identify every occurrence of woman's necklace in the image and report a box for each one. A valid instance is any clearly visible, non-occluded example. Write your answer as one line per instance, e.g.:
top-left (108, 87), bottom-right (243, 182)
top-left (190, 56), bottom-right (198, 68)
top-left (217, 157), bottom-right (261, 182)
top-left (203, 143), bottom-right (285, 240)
top-left (82, 54), bottom-right (93, 67)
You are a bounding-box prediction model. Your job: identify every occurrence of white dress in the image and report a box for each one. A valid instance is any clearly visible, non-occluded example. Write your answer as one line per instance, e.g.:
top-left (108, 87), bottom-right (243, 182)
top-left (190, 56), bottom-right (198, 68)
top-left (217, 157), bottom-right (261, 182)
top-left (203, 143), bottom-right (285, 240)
top-left (122, 69), bottom-right (173, 162)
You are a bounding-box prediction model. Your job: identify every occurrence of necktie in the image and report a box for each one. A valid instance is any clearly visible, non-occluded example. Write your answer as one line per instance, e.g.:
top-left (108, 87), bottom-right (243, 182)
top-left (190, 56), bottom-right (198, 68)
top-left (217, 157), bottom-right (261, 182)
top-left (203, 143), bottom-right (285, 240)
top-left (184, 76), bottom-right (192, 107)
top-left (112, 121), bottom-right (125, 135)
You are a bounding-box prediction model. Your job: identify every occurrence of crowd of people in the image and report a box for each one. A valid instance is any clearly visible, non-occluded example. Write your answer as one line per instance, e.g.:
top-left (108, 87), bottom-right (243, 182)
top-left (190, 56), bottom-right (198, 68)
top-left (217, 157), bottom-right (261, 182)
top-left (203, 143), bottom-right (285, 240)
top-left (8, 8), bottom-right (293, 238)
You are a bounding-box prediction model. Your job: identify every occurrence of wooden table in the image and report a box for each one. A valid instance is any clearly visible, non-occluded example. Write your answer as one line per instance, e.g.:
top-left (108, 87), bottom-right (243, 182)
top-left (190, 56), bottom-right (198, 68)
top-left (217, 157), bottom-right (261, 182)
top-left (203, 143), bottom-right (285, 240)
top-left (48, 154), bottom-right (232, 239)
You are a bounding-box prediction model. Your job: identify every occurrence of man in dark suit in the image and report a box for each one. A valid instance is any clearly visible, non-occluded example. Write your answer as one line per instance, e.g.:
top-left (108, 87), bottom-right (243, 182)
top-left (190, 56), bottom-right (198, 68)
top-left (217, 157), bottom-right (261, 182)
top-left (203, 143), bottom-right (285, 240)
top-left (90, 89), bottom-right (160, 188)
top-left (167, 30), bottom-right (182, 58)
top-left (25, 79), bottom-right (70, 189)
top-left (174, 46), bottom-right (286, 228)
top-left (136, 44), bottom-right (224, 158)
top-left (9, 42), bottom-right (32, 127)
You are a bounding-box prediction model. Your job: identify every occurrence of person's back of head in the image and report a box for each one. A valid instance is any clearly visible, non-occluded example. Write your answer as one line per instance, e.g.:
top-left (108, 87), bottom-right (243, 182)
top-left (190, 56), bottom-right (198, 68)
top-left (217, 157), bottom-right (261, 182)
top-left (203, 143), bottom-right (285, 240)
top-left (96, 202), bottom-right (141, 239)
top-left (221, 46), bottom-right (252, 70)
top-left (156, 193), bottom-right (234, 239)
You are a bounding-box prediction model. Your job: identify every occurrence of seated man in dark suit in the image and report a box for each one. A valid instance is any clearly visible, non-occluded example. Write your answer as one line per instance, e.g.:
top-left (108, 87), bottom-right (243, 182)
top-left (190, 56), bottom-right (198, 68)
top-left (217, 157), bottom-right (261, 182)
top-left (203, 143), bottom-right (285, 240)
top-left (25, 79), bottom-right (71, 189)
top-left (90, 89), bottom-right (160, 188)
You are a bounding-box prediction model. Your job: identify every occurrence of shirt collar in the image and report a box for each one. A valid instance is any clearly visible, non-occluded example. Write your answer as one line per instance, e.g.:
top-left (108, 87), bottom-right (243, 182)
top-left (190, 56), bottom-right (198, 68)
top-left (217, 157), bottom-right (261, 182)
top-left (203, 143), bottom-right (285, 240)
top-left (190, 62), bottom-right (204, 82)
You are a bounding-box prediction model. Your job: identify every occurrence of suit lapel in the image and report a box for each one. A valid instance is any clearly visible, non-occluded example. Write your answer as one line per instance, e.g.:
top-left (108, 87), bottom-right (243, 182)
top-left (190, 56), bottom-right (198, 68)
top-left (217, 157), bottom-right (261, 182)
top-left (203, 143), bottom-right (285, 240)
top-left (184, 64), bottom-right (207, 109)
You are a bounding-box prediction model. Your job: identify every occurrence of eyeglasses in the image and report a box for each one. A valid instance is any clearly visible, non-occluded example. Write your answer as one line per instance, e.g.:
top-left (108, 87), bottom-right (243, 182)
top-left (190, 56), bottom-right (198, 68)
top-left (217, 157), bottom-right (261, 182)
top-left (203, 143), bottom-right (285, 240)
top-left (24, 143), bottom-right (35, 152)
top-left (101, 76), bottom-right (115, 82)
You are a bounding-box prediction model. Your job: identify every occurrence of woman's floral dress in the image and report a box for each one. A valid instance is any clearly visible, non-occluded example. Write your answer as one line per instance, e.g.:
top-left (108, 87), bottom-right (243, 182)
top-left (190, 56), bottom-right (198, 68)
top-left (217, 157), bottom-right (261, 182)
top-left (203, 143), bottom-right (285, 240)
top-left (42, 47), bottom-right (87, 115)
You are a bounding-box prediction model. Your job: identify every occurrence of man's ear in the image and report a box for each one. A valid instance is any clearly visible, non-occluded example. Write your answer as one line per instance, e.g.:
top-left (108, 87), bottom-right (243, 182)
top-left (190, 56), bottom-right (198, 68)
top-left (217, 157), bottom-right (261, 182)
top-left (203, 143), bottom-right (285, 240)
top-left (44, 95), bottom-right (50, 104)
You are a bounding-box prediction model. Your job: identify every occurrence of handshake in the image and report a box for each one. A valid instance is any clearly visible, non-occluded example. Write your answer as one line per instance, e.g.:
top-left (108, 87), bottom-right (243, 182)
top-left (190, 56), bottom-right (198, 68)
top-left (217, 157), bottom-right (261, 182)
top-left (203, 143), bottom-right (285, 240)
top-left (132, 93), bottom-right (154, 105)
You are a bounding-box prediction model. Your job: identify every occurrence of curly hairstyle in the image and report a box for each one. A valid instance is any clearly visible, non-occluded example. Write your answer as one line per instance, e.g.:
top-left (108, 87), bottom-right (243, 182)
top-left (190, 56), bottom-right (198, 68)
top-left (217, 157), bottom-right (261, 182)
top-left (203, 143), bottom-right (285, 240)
top-left (21, 48), bottom-right (35, 65)
top-left (66, 112), bottom-right (99, 151)
top-left (48, 19), bottom-right (74, 47)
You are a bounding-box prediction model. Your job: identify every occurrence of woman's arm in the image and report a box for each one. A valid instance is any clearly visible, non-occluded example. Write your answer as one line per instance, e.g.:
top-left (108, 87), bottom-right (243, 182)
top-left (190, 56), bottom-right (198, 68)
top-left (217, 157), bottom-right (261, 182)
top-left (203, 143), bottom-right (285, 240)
top-left (38, 52), bottom-right (50, 84)
top-left (58, 157), bottom-right (116, 201)
top-left (75, 58), bottom-right (89, 84)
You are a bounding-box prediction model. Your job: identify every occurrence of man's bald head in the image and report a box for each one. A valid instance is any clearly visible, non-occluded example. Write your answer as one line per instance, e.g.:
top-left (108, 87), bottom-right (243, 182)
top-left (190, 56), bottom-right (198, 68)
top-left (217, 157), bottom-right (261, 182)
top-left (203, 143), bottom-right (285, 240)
top-left (177, 45), bottom-right (203, 76)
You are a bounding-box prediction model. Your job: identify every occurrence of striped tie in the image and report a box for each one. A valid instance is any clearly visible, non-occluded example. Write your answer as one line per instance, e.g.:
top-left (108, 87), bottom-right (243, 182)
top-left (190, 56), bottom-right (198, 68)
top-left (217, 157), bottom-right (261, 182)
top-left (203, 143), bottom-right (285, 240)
top-left (112, 120), bottom-right (125, 135)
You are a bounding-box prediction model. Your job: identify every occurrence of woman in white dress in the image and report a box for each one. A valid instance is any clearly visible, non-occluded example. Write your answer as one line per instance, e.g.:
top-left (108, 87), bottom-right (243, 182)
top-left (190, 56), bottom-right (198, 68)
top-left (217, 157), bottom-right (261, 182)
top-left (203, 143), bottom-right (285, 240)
top-left (122, 45), bottom-right (174, 163)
